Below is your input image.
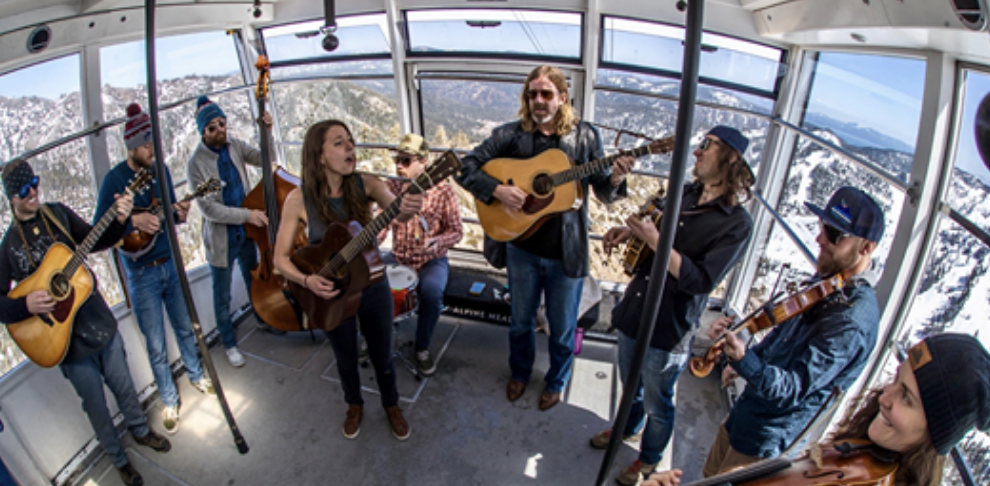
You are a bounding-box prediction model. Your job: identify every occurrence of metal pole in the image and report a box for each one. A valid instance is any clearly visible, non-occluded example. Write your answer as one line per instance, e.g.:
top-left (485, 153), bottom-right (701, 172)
top-left (143, 0), bottom-right (249, 454)
top-left (594, 0), bottom-right (705, 483)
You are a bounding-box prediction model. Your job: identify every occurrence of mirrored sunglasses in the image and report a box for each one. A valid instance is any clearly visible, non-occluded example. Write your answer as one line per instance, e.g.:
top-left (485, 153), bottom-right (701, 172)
top-left (18, 175), bottom-right (39, 199)
top-left (820, 220), bottom-right (850, 245)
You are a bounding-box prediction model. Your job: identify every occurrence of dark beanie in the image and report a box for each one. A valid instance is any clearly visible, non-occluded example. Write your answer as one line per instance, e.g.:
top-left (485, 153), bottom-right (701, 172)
top-left (2, 158), bottom-right (35, 200)
top-left (908, 333), bottom-right (990, 455)
top-left (195, 95), bottom-right (226, 135)
top-left (124, 103), bottom-right (152, 151)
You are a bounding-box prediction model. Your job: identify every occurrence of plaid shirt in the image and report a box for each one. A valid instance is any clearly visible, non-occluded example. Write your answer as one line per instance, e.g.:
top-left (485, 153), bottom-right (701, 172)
top-left (382, 179), bottom-right (463, 271)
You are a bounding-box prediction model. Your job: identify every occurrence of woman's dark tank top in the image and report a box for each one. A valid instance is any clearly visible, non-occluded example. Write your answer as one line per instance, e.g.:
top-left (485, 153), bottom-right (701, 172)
top-left (302, 175), bottom-right (367, 244)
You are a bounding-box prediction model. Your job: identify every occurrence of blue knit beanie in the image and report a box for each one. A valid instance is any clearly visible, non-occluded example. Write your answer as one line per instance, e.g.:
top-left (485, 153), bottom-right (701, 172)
top-left (195, 95), bottom-right (226, 135)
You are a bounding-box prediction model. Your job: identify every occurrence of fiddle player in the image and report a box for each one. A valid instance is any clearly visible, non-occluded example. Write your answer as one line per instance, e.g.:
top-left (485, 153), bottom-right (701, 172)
top-left (186, 95), bottom-right (274, 368)
top-left (455, 65), bottom-right (636, 411)
top-left (0, 159), bottom-right (171, 486)
top-left (700, 186), bottom-right (886, 475)
top-left (593, 126), bottom-right (755, 485)
top-left (643, 332), bottom-right (990, 486)
top-left (95, 103), bottom-right (214, 437)
top-left (379, 133), bottom-right (463, 376)
top-left (273, 120), bottom-right (423, 441)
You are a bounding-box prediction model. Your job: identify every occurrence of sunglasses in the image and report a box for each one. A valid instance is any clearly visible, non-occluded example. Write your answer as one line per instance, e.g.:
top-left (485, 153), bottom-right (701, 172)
top-left (698, 137), bottom-right (720, 152)
top-left (820, 220), bottom-right (850, 245)
top-left (17, 175), bottom-right (39, 199)
top-left (205, 119), bottom-right (227, 134)
top-left (395, 155), bottom-right (416, 167)
top-left (527, 89), bottom-right (557, 101)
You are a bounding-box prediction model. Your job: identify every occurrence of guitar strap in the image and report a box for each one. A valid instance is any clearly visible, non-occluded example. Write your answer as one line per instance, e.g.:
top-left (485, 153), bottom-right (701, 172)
top-left (40, 204), bottom-right (73, 242)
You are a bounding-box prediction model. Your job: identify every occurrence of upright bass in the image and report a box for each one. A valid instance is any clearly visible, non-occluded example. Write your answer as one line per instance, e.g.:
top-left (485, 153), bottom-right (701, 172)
top-left (241, 55), bottom-right (309, 332)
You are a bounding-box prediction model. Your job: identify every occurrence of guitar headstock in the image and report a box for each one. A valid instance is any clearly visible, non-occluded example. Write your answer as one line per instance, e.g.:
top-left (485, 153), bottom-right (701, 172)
top-left (255, 55), bottom-right (271, 101)
top-left (409, 150), bottom-right (462, 194)
top-left (649, 136), bottom-right (676, 155)
top-left (127, 169), bottom-right (153, 196)
top-left (194, 177), bottom-right (223, 198)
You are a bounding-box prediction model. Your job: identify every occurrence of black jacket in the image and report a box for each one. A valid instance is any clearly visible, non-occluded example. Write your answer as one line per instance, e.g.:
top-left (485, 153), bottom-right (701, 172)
top-left (455, 120), bottom-right (627, 277)
top-left (0, 203), bottom-right (127, 364)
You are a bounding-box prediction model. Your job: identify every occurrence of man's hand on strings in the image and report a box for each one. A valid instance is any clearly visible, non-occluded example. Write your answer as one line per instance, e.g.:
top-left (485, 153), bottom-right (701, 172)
top-left (602, 226), bottom-right (632, 257)
top-left (493, 185), bottom-right (527, 211)
top-left (611, 153), bottom-right (636, 186)
top-left (26, 290), bottom-right (55, 315)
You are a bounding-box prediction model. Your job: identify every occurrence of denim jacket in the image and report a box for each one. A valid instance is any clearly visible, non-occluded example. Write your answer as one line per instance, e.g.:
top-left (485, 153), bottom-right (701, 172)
top-left (455, 120), bottom-right (626, 277)
top-left (724, 279), bottom-right (880, 458)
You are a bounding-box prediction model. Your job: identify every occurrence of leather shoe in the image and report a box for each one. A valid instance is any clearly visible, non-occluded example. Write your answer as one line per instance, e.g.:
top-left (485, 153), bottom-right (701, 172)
top-left (506, 379), bottom-right (526, 402)
top-left (539, 390), bottom-right (562, 411)
top-left (343, 404), bottom-right (363, 439)
top-left (134, 430), bottom-right (171, 452)
top-left (117, 463), bottom-right (144, 486)
top-left (386, 405), bottom-right (410, 441)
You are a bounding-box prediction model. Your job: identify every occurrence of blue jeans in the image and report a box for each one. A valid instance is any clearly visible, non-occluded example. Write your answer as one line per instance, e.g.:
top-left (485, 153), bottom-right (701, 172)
top-left (383, 253), bottom-right (449, 351)
top-left (125, 258), bottom-right (204, 408)
top-left (325, 278), bottom-right (399, 408)
top-left (616, 329), bottom-right (689, 465)
top-left (210, 236), bottom-right (258, 349)
top-left (505, 244), bottom-right (583, 393)
top-left (61, 332), bottom-right (150, 468)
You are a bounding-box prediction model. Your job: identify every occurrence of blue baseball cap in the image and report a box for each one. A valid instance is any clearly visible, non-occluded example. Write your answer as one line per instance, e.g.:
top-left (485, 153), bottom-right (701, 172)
top-left (804, 186), bottom-right (885, 243)
top-left (708, 125), bottom-right (749, 156)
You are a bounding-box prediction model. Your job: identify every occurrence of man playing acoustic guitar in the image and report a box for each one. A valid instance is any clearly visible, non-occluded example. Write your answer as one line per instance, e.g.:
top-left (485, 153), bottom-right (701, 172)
top-left (596, 126), bottom-right (756, 485)
top-left (456, 65), bottom-right (636, 411)
top-left (95, 103), bottom-right (214, 437)
top-left (0, 158), bottom-right (171, 486)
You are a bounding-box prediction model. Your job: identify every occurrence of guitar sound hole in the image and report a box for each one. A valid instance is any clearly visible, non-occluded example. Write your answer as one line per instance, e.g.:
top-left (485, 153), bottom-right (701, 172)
top-left (50, 273), bottom-right (71, 300)
top-left (532, 174), bottom-right (553, 196)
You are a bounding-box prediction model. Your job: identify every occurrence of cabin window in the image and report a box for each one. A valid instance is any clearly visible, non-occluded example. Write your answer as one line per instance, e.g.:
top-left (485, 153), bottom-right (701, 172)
top-left (898, 67), bottom-right (990, 376)
top-left (261, 13), bottom-right (392, 70)
top-left (405, 9), bottom-right (582, 61)
top-left (0, 55), bottom-right (86, 374)
top-left (599, 17), bottom-right (785, 99)
top-left (745, 52), bottom-right (924, 311)
top-left (99, 31), bottom-right (247, 272)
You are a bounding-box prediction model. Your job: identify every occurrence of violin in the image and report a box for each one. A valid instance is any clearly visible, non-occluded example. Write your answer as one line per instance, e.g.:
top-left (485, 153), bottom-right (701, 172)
top-left (678, 439), bottom-right (898, 486)
top-left (688, 273), bottom-right (845, 378)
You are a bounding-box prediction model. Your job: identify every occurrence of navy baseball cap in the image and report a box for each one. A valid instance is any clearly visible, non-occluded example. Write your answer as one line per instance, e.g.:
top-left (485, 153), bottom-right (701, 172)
top-left (804, 186), bottom-right (885, 243)
top-left (707, 125), bottom-right (756, 183)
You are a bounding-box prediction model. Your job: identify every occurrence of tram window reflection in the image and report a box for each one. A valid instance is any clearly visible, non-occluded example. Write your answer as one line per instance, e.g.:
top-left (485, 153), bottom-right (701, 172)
top-left (262, 14), bottom-right (391, 64)
top-left (405, 9), bottom-right (581, 60)
top-left (946, 69), bottom-right (990, 230)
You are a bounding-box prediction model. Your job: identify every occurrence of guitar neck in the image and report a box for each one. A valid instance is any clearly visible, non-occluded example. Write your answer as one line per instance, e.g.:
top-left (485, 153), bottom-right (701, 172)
top-left (64, 201), bottom-right (121, 277)
top-left (553, 144), bottom-right (652, 186)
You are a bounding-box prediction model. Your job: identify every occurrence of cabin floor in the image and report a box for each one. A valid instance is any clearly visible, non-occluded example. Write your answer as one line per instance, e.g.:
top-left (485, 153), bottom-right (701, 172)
top-left (72, 306), bottom-right (727, 486)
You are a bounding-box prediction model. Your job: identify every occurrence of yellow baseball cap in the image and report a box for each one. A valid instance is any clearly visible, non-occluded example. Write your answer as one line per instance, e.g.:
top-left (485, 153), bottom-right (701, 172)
top-left (394, 133), bottom-right (429, 158)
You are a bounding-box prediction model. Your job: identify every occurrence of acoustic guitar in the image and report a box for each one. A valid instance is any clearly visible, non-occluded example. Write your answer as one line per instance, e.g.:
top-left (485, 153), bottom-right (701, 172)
top-left (119, 177), bottom-right (222, 258)
top-left (7, 169), bottom-right (153, 367)
top-left (475, 136), bottom-right (674, 242)
top-left (288, 151), bottom-right (461, 332)
top-left (621, 186), bottom-right (666, 276)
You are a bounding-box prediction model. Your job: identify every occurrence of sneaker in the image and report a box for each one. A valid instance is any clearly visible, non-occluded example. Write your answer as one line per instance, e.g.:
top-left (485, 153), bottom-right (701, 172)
top-left (192, 377), bottom-right (215, 395)
top-left (134, 430), bottom-right (171, 452)
top-left (162, 406), bottom-right (180, 435)
top-left (226, 347), bottom-right (246, 368)
top-left (615, 459), bottom-right (657, 486)
top-left (343, 404), bottom-right (363, 439)
top-left (415, 349), bottom-right (436, 376)
top-left (117, 463), bottom-right (144, 486)
top-left (590, 429), bottom-right (643, 449)
top-left (386, 405), bottom-right (410, 441)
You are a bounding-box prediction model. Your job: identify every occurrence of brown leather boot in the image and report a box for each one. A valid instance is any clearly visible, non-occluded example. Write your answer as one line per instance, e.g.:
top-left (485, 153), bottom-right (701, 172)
top-left (117, 462), bottom-right (144, 486)
top-left (343, 404), bottom-right (363, 439)
top-left (506, 379), bottom-right (526, 402)
top-left (386, 405), bottom-right (410, 441)
top-left (134, 429), bottom-right (171, 452)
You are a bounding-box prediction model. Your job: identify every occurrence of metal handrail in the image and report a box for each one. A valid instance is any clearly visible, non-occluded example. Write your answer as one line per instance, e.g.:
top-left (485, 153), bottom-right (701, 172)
top-left (770, 117), bottom-right (910, 192)
top-left (2, 83), bottom-right (253, 167)
top-left (752, 189), bottom-right (818, 267)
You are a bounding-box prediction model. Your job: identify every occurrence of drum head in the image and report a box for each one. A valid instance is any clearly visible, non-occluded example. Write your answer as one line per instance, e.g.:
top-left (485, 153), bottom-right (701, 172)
top-left (385, 264), bottom-right (418, 290)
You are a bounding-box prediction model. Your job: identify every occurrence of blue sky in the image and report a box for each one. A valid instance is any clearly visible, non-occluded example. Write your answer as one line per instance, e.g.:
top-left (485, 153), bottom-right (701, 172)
top-left (0, 31), bottom-right (239, 100)
top-left (806, 52), bottom-right (926, 150)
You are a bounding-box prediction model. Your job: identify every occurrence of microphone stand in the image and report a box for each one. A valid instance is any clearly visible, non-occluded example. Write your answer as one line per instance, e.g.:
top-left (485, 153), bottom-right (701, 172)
top-left (143, 0), bottom-right (249, 454)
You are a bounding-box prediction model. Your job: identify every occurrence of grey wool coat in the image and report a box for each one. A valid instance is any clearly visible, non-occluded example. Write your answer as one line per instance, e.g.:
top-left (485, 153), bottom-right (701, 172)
top-left (186, 137), bottom-right (266, 268)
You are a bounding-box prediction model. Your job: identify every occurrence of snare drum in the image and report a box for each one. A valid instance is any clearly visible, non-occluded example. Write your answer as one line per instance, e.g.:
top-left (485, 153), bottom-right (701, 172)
top-left (385, 264), bottom-right (419, 320)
